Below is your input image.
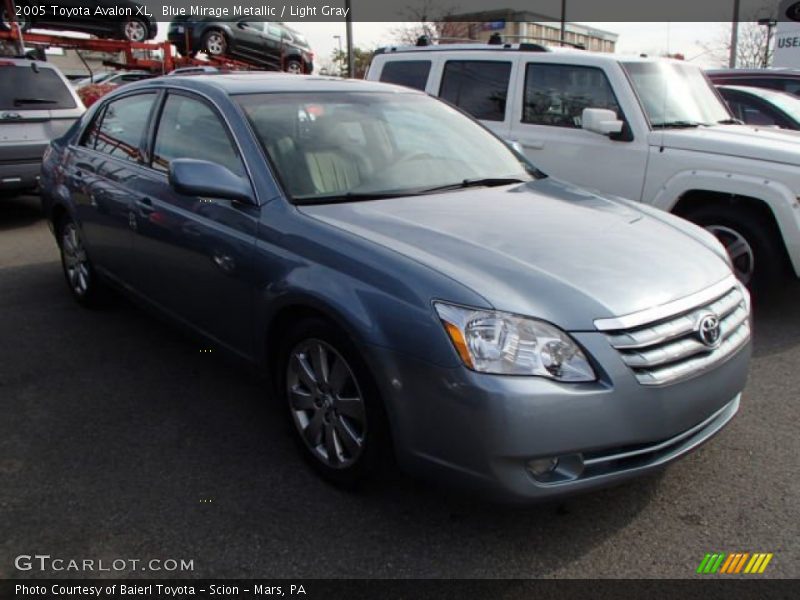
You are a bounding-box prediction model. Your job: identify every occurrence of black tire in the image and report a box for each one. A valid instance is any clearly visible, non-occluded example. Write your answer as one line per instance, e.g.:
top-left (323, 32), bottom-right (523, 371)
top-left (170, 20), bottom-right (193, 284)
top-left (682, 203), bottom-right (788, 292)
top-left (202, 29), bottom-right (228, 56)
top-left (0, 8), bottom-right (31, 32)
top-left (121, 18), bottom-right (148, 42)
top-left (284, 58), bottom-right (304, 74)
top-left (277, 318), bottom-right (391, 487)
top-left (56, 216), bottom-right (112, 308)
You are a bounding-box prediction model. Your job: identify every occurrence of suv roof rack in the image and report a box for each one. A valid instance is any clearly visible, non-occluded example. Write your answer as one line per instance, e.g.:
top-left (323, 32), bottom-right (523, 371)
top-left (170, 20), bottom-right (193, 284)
top-left (374, 38), bottom-right (551, 55)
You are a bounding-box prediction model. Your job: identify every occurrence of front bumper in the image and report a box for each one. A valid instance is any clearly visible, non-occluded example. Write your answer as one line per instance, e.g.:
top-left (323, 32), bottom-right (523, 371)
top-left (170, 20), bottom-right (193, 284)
top-left (363, 333), bottom-right (751, 502)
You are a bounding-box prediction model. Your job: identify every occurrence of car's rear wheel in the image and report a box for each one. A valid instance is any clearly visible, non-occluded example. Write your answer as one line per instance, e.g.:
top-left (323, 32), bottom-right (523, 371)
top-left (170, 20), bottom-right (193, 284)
top-left (285, 58), bottom-right (304, 74)
top-left (683, 204), bottom-right (788, 292)
top-left (202, 30), bottom-right (227, 56)
top-left (121, 18), bottom-right (148, 42)
top-left (278, 318), bottom-right (390, 486)
top-left (58, 217), bottom-right (110, 308)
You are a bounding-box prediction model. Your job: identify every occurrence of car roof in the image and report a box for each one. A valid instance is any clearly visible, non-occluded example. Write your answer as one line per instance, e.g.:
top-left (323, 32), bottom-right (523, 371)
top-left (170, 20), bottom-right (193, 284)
top-left (1, 57), bottom-right (59, 69)
top-left (707, 68), bottom-right (800, 77)
top-left (718, 84), bottom-right (798, 101)
top-left (139, 73), bottom-right (421, 95)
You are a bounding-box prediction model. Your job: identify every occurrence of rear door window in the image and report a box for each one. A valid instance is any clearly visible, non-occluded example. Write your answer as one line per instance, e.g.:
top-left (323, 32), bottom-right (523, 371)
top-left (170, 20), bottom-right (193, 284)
top-left (0, 65), bottom-right (76, 110)
top-left (379, 61), bottom-right (431, 91)
top-left (82, 93), bottom-right (156, 163)
top-left (439, 60), bottom-right (511, 121)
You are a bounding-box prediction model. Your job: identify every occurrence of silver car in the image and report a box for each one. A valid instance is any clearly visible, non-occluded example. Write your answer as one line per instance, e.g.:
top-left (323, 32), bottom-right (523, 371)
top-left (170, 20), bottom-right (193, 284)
top-left (0, 58), bottom-right (83, 197)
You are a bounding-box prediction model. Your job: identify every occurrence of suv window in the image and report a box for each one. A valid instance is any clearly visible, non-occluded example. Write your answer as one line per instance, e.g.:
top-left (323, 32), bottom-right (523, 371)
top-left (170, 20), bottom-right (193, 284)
top-left (152, 93), bottom-right (245, 176)
top-left (523, 63), bottom-right (621, 128)
top-left (439, 61), bottom-right (511, 122)
top-left (0, 65), bottom-right (76, 110)
top-left (379, 61), bottom-right (431, 91)
top-left (82, 93), bottom-right (156, 162)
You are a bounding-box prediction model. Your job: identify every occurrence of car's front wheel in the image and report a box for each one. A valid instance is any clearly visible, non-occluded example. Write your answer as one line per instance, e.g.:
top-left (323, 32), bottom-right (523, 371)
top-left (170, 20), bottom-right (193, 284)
top-left (278, 318), bottom-right (389, 486)
top-left (285, 58), bottom-right (304, 74)
top-left (58, 218), bottom-right (109, 308)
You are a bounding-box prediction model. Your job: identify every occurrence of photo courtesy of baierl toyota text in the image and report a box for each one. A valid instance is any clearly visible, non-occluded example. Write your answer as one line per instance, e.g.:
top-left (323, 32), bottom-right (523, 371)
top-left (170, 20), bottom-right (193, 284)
top-left (0, 0), bottom-right (798, 598)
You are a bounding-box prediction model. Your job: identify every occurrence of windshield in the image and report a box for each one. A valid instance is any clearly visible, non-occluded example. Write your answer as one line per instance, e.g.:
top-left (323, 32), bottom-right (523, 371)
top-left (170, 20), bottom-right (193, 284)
top-left (756, 89), bottom-right (800, 122)
top-left (623, 62), bottom-right (731, 127)
top-left (0, 65), bottom-right (77, 110)
top-left (236, 92), bottom-right (539, 203)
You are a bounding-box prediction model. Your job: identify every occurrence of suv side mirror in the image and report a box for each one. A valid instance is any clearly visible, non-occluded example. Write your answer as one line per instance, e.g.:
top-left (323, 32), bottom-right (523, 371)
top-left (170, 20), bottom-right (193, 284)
top-left (168, 159), bottom-right (256, 205)
top-left (582, 108), bottom-right (624, 136)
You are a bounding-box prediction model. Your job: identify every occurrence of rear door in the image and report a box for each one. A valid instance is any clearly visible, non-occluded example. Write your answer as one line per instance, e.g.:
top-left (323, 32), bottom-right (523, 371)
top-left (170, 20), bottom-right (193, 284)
top-left (131, 91), bottom-right (260, 354)
top-left (67, 92), bottom-right (159, 282)
top-left (437, 58), bottom-right (514, 138)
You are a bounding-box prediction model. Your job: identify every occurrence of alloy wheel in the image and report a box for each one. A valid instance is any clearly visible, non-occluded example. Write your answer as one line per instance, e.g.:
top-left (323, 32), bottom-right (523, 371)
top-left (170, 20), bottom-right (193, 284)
top-left (705, 225), bottom-right (755, 286)
top-left (286, 339), bottom-right (367, 469)
top-left (123, 20), bottom-right (146, 42)
top-left (205, 32), bottom-right (226, 55)
top-left (61, 223), bottom-right (90, 297)
top-left (286, 61), bottom-right (303, 74)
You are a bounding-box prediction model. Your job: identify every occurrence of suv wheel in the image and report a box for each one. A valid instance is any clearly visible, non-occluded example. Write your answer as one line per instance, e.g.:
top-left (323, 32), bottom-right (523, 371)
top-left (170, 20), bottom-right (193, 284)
top-left (58, 218), bottom-right (110, 308)
top-left (202, 30), bottom-right (227, 56)
top-left (278, 318), bottom-right (389, 486)
top-left (684, 204), bottom-right (788, 291)
top-left (121, 18), bottom-right (147, 42)
top-left (285, 58), bottom-right (303, 74)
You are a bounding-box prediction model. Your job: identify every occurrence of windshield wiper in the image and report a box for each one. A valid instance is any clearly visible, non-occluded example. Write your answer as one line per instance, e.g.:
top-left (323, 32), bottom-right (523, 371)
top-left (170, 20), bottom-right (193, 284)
top-left (419, 177), bottom-right (527, 194)
top-left (651, 120), bottom-right (705, 129)
top-left (717, 118), bottom-right (744, 125)
top-left (13, 98), bottom-right (57, 106)
top-left (293, 191), bottom-right (417, 205)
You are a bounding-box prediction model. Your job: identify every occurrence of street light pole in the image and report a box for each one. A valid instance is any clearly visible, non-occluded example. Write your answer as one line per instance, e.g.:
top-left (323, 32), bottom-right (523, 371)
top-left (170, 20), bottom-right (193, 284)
top-left (345, 0), bottom-right (354, 78)
top-left (758, 18), bottom-right (777, 68)
top-left (729, 0), bottom-right (740, 68)
top-left (333, 34), bottom-right (343, 76)
top-left (560, 0), bottom-right (567, 46)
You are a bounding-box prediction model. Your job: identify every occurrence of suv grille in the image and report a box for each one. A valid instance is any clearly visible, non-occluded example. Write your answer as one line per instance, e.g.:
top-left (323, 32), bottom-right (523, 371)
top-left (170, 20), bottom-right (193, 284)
top-left (603, 284), bottom-right (750, 386)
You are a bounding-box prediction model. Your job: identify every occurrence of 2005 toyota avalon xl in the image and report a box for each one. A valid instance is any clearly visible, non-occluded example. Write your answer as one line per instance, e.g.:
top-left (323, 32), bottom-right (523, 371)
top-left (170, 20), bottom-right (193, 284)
top-left (39, 74), bottom-right (752, 501)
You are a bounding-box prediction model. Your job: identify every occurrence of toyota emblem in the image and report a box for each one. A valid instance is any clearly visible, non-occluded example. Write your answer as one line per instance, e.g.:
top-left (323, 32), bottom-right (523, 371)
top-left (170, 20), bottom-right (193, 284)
top-left (697, 313), bottom-right (722, 348)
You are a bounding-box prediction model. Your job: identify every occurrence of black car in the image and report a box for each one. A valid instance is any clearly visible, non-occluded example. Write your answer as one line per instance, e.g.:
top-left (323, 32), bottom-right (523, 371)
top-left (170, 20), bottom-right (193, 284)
top-left (707, 68), bottom-right (800, 97)
top-left (1, 0), bottom-right (158, 42)
top-left (717, 85), bottom-right (800, 130)
top-left (168, 18), bottom-right (313, 74)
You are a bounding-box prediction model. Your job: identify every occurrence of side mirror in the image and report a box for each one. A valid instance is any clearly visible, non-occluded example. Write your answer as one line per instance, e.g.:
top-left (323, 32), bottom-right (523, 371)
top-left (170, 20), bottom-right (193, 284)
top-left (504, 139), bottom-right (525, 155)
top-left (581, 108), bottom-right (624, 136)
top-left (168, 159), bottom-right (255, 205)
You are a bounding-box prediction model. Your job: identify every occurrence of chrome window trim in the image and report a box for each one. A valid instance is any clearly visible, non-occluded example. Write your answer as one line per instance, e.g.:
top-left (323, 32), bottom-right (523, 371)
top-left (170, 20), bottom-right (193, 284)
top-left (593, 275), bottom-right (740, 331)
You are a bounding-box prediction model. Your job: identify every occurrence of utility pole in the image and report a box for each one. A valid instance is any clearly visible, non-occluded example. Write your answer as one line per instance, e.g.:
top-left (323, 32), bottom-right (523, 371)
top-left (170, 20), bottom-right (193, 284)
top-left (560, 0), bottom-right (567, 46)
top-left (758, 18), bottom-right (777, 68)
top-left (333, 34), bottom-right (343, 76)
top-left (345, 0), bottom-right (354, 78)
top-left (729, 0), bottom-right (740, 68)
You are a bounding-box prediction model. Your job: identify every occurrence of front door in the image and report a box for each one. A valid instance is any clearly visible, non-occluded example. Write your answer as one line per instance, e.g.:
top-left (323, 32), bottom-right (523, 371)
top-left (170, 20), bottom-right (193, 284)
top-left (131, 91), bottom-right (259, 355)
top-left (511, 61), bottom-right (649, 201)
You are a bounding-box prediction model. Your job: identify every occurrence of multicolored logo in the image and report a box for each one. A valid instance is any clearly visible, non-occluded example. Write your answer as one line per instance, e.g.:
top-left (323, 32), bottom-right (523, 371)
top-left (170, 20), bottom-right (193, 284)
top-left (697, 552), bottom-right (774, 574)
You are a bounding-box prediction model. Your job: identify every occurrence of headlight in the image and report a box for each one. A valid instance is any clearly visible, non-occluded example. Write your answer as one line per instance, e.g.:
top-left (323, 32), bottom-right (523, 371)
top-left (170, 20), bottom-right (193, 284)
top-left (434, 302), bottom-right (596, 382)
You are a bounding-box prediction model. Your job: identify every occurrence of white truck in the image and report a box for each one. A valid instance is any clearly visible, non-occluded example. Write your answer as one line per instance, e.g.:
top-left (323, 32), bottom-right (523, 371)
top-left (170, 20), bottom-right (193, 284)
top-left (367, 43), bottom-right (800, 290)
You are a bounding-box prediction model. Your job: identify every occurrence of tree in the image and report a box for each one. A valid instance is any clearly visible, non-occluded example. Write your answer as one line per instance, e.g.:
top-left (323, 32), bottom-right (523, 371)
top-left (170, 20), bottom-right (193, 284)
top-left (390, 0), bottom-right (462, 45)
top-left (332, 47), bottom-right (374, 78)
top-left (701, 21), bottom-right (774, 68)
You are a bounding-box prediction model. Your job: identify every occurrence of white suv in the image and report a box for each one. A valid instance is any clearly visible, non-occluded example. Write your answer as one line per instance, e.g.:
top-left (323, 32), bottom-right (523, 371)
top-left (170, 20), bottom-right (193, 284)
top-left (367, 43), bottom-right (800, 290)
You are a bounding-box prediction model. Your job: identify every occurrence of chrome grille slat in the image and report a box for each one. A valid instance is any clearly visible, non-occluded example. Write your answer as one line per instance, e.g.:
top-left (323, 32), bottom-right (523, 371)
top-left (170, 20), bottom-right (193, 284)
top-left (604, 285), bottom-right (751, 386)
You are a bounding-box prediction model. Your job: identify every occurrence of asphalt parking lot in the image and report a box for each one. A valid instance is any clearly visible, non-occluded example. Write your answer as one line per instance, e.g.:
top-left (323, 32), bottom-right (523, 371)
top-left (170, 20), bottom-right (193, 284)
top-left (1, 194), bottom-right (798, 579)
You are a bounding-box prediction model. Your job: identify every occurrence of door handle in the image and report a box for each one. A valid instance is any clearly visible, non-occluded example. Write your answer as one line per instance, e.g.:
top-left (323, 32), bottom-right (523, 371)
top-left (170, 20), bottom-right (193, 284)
top-left (136, 197), bottom-right (154, 215)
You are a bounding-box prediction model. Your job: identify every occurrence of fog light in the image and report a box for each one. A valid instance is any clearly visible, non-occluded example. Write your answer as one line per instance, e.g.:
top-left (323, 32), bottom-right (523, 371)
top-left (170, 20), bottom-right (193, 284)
top-left (527, 457), bottom-right (559, 477)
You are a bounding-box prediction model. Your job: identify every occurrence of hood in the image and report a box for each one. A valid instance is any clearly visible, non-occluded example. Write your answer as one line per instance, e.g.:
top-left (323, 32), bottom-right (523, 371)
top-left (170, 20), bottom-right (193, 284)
top-left (655, 124), bottom-right (800, 166)
top-left (298, 179), bottom-right (733, 330)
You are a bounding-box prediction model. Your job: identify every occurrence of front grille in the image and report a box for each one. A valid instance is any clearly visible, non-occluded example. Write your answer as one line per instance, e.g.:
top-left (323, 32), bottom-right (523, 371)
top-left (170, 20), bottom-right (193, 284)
top-left (604, 284), bottom-right (750, 386)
